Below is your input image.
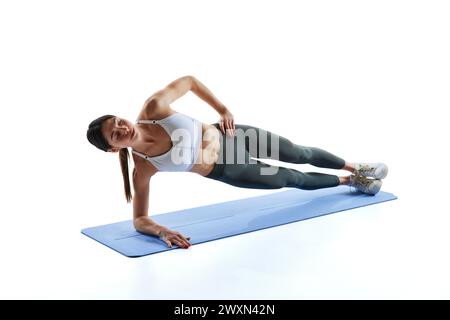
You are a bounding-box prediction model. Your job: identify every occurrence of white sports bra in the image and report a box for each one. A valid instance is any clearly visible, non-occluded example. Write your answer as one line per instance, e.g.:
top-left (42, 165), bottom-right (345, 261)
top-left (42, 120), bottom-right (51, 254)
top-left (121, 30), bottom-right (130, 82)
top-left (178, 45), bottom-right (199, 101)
top-left (131, 112), bottom-right (203, 172)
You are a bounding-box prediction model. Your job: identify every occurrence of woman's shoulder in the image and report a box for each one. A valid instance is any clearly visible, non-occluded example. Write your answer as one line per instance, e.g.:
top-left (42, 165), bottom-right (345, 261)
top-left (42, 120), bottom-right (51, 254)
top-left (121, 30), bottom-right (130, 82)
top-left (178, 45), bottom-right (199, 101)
top-left (137, 98), bottom-right (175, 121)
top-left (132, 156), bottom-right (159, 179)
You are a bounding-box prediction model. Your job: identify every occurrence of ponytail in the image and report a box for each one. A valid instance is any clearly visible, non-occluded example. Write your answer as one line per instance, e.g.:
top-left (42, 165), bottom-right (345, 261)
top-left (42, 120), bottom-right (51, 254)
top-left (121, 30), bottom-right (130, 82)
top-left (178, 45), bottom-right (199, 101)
top-left (119, 148), bottom-right (132, 203)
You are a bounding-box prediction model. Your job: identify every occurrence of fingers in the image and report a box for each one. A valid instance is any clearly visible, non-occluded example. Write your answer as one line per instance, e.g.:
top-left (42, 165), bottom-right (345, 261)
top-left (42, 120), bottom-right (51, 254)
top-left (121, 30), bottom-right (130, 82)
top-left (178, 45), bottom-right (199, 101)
top-left (172, 233), bottom-right (191, 248)
top-left (173, 236), bottom-right (189, 249)
top-left (163, 239), bottom-right (172, 248)
top-left (219, 120), bottom-right (225, 135)
top-left (225, 119), bottom-right (231, 136)
top-left (228, 119), bottom-right (235, 136)
top-left (184, 237), bottom-right (191, 247)
top-left (220, 118), bottom-right (235, 136)
top-left (177, 234), bottom-right (191, 248)
top-left (163, 237), bottom-right (185, 249)
top-left (161, 231), bottom-right (192, 249)
top-left (177, 232), bottom-right (191, 244)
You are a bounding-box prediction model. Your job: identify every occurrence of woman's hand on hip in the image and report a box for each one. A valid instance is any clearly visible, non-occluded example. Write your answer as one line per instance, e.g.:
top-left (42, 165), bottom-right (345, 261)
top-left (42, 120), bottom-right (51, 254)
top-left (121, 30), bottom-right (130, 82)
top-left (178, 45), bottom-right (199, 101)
top-left (218, 108), bottom-right (235, 136)
top-left (159, 227), bottom-right (192, 249)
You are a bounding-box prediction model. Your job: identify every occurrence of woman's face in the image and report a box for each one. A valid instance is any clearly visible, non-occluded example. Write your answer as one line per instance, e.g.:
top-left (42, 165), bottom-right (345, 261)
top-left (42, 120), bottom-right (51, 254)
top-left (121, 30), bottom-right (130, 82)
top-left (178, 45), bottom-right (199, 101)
top-left (102, 116), bottom-right (137, 151)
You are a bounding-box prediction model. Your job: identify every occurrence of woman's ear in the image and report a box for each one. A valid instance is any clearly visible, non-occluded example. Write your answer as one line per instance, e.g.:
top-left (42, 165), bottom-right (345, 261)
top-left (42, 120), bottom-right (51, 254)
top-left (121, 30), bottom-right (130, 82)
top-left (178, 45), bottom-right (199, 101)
top-left (108, 147), bottom-right (120, 153)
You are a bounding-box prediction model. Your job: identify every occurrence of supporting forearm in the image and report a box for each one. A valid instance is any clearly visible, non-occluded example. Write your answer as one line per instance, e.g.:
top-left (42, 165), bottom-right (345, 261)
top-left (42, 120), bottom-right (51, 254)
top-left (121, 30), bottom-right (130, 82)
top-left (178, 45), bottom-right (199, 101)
top-left (191, 77), bottom-right (227, 114)
top-left (133, 216), bottom-right (165, 237)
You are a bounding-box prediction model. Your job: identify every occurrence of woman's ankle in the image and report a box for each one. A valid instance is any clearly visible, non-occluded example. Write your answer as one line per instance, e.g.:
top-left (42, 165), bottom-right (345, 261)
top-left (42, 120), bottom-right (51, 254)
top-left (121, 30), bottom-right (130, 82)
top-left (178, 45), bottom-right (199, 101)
top-left (339, 175), bottom-right (351, 185)
top-left (342, 162), bottom-right (356, 173)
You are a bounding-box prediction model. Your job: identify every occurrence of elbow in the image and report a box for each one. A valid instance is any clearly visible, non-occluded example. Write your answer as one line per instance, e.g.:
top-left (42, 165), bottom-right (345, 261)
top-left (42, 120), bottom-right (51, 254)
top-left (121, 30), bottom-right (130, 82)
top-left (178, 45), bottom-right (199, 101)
top-left (187, 75), bottom-right (197, 91)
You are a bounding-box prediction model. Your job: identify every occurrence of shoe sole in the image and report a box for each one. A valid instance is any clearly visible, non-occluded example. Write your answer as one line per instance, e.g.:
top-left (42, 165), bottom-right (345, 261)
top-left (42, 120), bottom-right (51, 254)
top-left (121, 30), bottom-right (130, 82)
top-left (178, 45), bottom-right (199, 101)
top-left (369, 180), bottom-right (383, 195)
top-left (349, 176), bottom-right (382, 195)
top-left (375, 165), bottom-right (388, 179)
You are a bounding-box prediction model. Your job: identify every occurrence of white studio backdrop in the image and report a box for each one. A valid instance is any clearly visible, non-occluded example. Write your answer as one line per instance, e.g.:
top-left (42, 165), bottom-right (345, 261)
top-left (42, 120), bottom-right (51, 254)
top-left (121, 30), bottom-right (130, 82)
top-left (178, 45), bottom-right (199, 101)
top-left (0, 0), bottom-right (449, 299)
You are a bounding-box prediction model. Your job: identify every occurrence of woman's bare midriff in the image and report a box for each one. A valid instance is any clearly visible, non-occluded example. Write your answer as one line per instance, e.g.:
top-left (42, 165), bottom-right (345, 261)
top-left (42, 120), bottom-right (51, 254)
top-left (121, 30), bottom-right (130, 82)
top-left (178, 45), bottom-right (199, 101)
top-left (189, 123), bottom-right (221, 176)
top-left (132, 120), bottom-right (221, 177)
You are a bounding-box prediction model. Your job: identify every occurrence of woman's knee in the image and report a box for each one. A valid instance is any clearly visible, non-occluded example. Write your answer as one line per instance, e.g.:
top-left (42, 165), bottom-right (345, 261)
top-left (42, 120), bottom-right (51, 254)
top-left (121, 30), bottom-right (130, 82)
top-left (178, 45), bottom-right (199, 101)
top-left (287, 144), bottom-right (314, 164)
top-left (270, 167), bottom-right (301, 188)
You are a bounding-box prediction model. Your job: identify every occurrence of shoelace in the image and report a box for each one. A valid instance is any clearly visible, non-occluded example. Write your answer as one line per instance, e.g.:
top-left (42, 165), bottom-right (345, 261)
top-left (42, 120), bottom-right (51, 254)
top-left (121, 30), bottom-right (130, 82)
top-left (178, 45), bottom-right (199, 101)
top-left (356, 164), bottom-right (376, 176)
top-left (349, 171), bottom-right (372, 192)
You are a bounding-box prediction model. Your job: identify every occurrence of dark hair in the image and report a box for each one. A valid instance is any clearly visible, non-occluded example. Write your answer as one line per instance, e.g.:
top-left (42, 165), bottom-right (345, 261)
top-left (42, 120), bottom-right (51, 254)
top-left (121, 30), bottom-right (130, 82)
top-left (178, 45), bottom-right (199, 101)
top-left (86, 114), bottom-right (114, 152)
top-left (86, 114), bottom-right (133, 203)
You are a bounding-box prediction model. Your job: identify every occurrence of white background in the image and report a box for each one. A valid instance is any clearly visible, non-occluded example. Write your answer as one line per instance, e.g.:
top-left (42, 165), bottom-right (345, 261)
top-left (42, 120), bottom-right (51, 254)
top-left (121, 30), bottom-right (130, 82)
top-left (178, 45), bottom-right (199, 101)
top-left (0, 0), bottom-right (449, 299)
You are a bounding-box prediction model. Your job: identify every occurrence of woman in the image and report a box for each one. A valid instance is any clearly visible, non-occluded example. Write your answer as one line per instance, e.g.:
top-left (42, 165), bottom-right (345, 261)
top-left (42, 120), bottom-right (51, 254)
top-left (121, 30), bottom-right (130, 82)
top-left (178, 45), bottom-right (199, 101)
top-left (86, 75), bottom-right (388, 249)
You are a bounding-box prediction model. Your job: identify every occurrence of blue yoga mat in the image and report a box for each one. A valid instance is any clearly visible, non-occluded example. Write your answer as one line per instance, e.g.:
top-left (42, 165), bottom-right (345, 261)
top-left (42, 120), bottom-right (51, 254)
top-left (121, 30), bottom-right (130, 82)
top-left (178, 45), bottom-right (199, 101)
top-left (81, 185), bottom-right (397, 257)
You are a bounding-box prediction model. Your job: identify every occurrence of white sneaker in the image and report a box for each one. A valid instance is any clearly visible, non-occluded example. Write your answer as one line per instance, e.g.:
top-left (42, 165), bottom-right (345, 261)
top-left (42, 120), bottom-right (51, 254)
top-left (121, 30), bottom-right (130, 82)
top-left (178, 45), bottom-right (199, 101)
top-left (354, 162), bottom-right (388, 179)
top-left (349, 173), bottom-right (382, 195)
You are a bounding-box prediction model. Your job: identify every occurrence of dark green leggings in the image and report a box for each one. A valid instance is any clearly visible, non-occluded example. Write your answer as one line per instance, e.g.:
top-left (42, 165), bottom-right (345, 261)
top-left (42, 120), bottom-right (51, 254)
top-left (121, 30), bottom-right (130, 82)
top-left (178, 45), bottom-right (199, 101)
top-left (204, 123), bottom-right (346, 190)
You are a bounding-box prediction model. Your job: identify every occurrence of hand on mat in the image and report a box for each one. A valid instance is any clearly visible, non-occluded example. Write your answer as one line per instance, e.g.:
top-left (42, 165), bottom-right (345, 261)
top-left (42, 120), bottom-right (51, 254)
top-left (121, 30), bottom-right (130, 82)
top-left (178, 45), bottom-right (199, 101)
top-left (218, 108), bottom-right (235, 136)
top-left (159, 227), bottom-right (191, 249)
